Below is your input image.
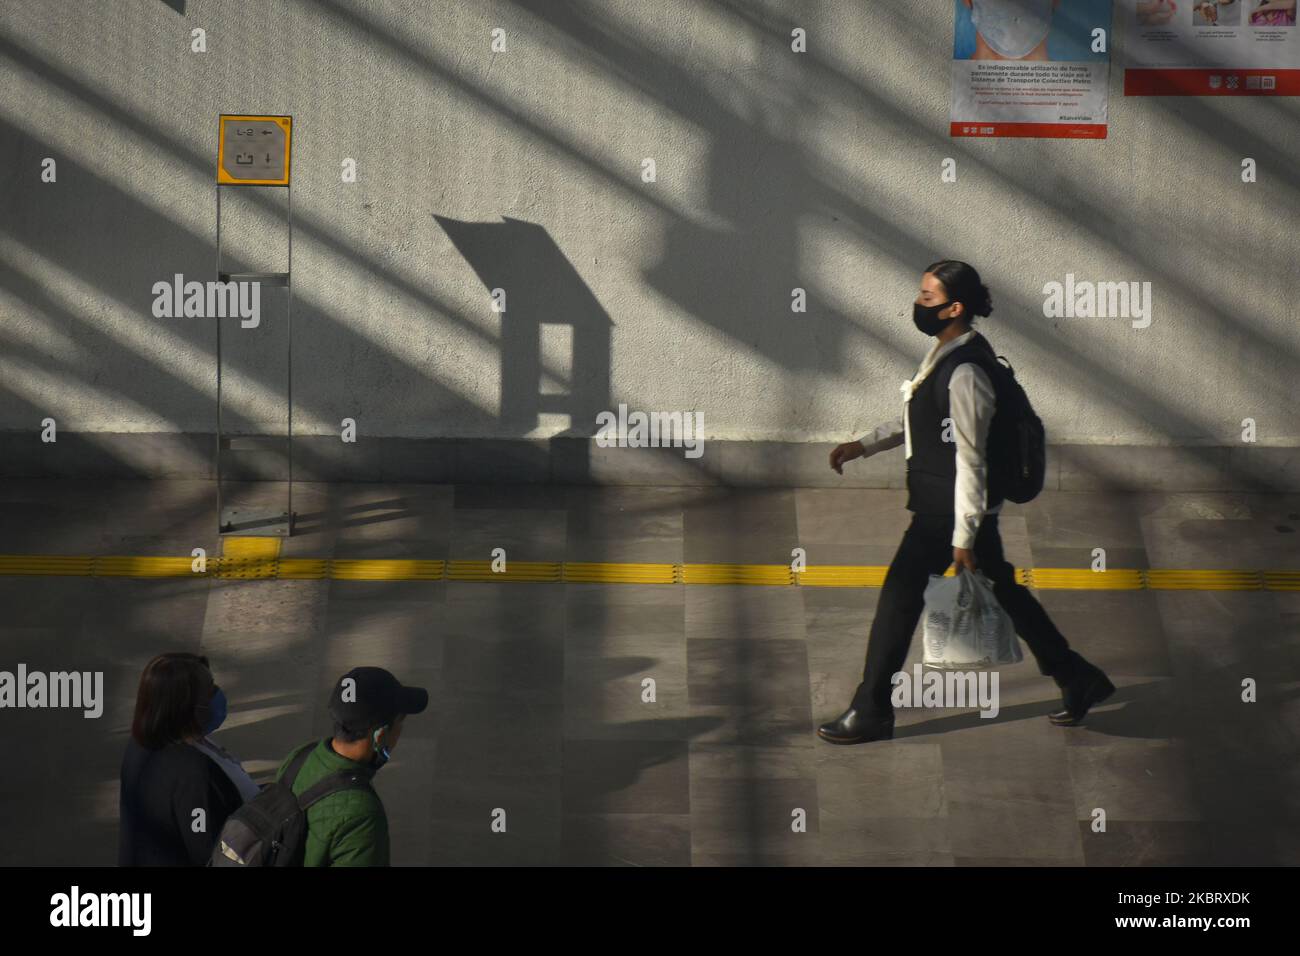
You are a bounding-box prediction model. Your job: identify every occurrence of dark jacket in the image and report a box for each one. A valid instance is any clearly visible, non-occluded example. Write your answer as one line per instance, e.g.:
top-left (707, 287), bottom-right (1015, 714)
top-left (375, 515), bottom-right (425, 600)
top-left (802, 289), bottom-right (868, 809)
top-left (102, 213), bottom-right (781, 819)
top-left (906, 331), bottom-right (1007, 515)
top-left (119, 737), bottom-right (243, 866)
top-left (275, 739), bottom-right (389, 867)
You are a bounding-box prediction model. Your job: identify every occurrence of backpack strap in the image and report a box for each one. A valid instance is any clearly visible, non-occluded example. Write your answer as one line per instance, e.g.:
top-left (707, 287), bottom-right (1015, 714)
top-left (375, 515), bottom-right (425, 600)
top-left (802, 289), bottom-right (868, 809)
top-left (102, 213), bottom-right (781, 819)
top-left (934, 347), bottom-right (993, 399)
top-left (280, 741), bottom-right (321, 790)
top-left (283, 739), bottom-right (376, 809)
top-left (297, 768), bottom-right (374, 810)
top-left (281, 742), bottom-right (318, 789)
top-left (935, 334), bottom-right (1007, 398)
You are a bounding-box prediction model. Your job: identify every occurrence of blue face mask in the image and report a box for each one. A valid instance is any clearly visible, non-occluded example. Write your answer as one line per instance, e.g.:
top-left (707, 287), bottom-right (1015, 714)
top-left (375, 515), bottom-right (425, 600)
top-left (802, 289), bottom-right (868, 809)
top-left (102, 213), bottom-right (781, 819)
top-left (971, 0), bottom-right (1054, 59)
top-left (201, 687), bottom-right (228, 735)
top-left (371, 727), bottom-right (392, 771)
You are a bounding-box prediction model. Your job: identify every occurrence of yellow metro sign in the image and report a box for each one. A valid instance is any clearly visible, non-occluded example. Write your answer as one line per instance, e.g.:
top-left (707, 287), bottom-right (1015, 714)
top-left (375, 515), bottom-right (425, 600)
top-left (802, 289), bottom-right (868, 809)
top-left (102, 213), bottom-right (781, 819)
top-left (217, 114), bottom-right (292, 185)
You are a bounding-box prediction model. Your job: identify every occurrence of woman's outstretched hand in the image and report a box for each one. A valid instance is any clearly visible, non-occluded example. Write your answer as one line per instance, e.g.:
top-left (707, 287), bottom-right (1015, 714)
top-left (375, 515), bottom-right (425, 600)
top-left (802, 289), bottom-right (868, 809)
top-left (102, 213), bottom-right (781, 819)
top-left (952, 547), bottom-right (978, 573)
top-left (829, 441), bottom-right (866, 474)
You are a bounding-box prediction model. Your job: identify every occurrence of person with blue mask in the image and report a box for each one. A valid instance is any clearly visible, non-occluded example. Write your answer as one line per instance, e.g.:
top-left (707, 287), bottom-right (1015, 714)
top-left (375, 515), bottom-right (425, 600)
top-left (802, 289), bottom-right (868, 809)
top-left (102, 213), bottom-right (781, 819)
top-left (119, 653), bottom-right (254, 865)
top-left (190, 673), bottom-right (259, 803)
top-left (272, 667), bottom-right (428, 866)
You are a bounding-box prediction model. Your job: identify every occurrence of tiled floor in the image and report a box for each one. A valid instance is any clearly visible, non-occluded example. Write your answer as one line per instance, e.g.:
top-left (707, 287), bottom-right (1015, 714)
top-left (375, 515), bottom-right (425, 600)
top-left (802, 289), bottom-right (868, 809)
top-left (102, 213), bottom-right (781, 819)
top-left (1, 479), bottom-right (1298, 865)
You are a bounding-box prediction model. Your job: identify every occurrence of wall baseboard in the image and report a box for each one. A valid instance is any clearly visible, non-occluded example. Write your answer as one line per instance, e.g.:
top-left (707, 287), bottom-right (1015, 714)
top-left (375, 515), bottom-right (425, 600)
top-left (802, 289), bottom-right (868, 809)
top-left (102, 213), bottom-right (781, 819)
top-left (0, 432), bottom-right (1296, 492)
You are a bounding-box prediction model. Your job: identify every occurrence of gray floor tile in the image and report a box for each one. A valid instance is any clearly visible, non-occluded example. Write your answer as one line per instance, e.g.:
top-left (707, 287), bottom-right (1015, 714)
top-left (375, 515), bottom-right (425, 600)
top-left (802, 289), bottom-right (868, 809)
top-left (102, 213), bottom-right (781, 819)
top-left (953, 855), bottom-right (1076, 866)
top-left (321, 601), bottom-right (445, 675)
top-left (795, 542), bottom-right (907, 568)
top-left (1136, 491), bottom-right (1256, 521)
top-left (428, 772), bottom-right (562, 865)
top-left (684, 534), bottom-right (802, 564)
top-left (567, 596), bottom-right (682, 640)
top-left (325, 579), bottom-right (446, 603)
top-left (565, 535), bottom-right (683, 563)
top-left (562, 739), bottom-right (690, 814)
top-left (564, 631), bottom-right (690, 740)
top-left (454, 484), bottom-right (568, 510)
top-left (685, 586), bottom-right (807, 642)
top-left (689, 775), bottom-right (821, 863)
top-left (564, 486), bottom-right (684, 541)
top-left (200, 578), bottom-right (331, 636)
top-left (79, 578), bottom-right (211, 665)
top-left (1031, 589), bottom-right (1171, 676)
top-left (816, 740), bottom-right (946, 819)
top-left (1022, 491), bottom-right (1149, 547)
top-left (685, 704), bottom-right (816, 746)
top-left (818, 817), bottom-right (953, 865)
top-left (793, 488), bottom-right (913, 545)
top-left (440, 635), bottom-right (563, 698)
top-left (1142, 516), bottom-right (1297, 570)
top-left (944, 798), bottom-right (1083, 863)
top-left (0, 578), bottom-right (94, 627)
top-left (448, 508), bottom-right (566, 561)
top-left (685, 491), bottom-right (798, 541)
top-left (686, 638), bottom-right (811, 709)
top-left (1029, 546), bottom-right (1151, 570)
top-left (561, 812), bottom-right (692, 866)
top-left (1078, 821), bottom-right (1213, 866)
top-left (1206, 819), bottom-right (1300, 866)
top-left (1065, 738), bottom-right (1202, 822)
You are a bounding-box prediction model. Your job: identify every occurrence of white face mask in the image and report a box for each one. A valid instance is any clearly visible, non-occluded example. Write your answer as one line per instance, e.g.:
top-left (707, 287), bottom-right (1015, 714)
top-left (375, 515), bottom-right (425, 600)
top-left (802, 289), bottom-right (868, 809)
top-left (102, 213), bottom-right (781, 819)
top-left (970, 0), bottom-right (1055, 59)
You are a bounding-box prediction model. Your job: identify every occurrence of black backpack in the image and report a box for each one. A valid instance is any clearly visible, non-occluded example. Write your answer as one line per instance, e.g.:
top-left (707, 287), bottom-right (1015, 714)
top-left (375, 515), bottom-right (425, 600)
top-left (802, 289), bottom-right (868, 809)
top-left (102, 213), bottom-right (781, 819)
top-left (208, 743), bottom-right (373, 867)
top-left (940, 340), bottom-right (1046, 505)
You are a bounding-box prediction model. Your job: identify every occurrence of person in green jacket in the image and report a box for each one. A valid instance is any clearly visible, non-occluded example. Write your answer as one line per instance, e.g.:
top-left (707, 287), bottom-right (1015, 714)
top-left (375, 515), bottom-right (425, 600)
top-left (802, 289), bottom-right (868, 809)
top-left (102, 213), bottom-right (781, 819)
top-left (276, 666), bottom-right (428, 867)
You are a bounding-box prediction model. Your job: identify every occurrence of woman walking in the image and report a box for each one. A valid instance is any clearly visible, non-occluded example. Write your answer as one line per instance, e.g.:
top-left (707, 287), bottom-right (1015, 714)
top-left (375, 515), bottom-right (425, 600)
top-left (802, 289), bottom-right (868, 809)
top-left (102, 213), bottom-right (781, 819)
top-left (119, 653), bottom-right (258, 864)
top-left (821, 260), bottom-right (1114, 744)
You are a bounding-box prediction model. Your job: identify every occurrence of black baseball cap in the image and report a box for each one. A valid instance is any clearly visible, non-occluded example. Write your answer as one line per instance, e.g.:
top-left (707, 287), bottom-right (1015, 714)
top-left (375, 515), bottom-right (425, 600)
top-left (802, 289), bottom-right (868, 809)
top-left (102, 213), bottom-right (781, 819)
top-left (328, 667), bottom-right (428, 734)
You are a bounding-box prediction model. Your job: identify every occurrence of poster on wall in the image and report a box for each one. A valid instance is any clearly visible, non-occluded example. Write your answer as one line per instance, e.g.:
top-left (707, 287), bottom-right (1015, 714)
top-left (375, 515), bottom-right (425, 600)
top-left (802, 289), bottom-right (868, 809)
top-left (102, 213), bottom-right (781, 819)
top-left (1124, 0), bottom-right (1299, 94)
top-left (950, 0), bottom-right (1114, 138)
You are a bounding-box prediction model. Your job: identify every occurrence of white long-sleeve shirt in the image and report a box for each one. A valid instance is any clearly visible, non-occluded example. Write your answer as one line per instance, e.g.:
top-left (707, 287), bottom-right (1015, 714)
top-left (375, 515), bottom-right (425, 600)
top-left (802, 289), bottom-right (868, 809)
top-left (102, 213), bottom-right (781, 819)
top-left (857, 330), bottom-right (1001, 550)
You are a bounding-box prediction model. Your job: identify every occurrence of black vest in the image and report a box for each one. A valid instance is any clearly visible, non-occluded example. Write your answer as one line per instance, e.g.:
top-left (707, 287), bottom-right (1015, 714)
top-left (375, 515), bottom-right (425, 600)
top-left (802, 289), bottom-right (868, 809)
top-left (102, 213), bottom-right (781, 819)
top-left (905, 332), bottom-right (1006, 515)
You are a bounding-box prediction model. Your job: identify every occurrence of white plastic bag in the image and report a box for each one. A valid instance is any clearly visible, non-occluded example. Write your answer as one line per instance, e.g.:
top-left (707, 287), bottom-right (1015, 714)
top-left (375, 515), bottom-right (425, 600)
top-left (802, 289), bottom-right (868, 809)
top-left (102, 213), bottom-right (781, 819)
top-left (921, 568), bottom-right (1022, 670)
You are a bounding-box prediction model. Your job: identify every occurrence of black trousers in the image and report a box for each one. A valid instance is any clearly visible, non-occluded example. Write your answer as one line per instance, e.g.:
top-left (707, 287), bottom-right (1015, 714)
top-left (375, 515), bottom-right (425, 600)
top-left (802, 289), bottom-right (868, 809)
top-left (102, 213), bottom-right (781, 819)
top-left (856, 511), bottom-right (1075, 718)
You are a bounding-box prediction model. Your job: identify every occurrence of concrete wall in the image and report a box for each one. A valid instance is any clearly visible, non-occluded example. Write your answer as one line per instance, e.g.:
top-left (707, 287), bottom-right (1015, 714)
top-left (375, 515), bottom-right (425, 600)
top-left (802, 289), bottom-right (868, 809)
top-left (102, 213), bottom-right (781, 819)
top-left (2, 1), bottom-right (1299, 485)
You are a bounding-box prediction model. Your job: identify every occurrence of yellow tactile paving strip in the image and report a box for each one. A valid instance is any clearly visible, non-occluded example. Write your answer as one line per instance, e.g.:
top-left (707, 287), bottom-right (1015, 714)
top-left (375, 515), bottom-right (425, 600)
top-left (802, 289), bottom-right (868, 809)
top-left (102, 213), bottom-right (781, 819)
top-left (222, 538), bottom-right (282, 559)
top-left (0, 549), bottom-right (1297, 590)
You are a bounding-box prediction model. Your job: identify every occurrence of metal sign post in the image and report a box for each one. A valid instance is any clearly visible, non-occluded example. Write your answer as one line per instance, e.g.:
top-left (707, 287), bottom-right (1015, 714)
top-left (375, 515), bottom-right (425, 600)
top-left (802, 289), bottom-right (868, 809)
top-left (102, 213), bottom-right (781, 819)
top-left (214, 113), bottom-right (295, 536)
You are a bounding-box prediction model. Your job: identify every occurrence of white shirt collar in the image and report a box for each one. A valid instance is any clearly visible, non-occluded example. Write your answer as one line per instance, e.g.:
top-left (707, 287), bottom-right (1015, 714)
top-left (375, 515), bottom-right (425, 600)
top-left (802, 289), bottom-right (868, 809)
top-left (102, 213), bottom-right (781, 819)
top-left (900, 330), bottom-right (978, 401)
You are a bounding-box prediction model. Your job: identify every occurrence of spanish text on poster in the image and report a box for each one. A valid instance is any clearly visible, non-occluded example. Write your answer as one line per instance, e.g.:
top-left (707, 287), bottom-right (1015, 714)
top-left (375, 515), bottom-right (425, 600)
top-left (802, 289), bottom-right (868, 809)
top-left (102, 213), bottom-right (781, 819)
top-left (951, 0), bottom-right (1114, 138)
top-left (1124, 0), bottom-right (1299, 94)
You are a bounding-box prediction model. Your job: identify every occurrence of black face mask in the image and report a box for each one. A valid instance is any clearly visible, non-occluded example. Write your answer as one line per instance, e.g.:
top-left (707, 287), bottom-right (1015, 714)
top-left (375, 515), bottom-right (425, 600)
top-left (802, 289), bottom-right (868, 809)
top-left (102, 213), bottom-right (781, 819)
top-left (912, 300), bottom-right (953, 336)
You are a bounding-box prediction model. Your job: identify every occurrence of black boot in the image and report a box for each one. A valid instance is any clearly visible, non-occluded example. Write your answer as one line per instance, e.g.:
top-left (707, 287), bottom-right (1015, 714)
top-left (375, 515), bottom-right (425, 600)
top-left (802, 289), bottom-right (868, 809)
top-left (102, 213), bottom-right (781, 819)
top-left (817, 683), bottom-right (894, 744)
top-left (1049, 651), bottom-right (1115, 726)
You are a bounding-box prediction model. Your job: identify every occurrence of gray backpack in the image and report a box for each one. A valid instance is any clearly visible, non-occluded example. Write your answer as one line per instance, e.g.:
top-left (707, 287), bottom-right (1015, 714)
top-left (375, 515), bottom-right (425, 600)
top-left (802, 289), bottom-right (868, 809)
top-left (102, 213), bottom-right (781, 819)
top-left (208, 743), bottom-right (373, 867)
